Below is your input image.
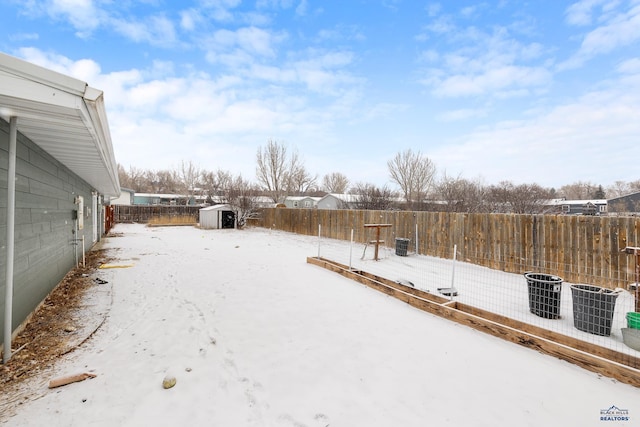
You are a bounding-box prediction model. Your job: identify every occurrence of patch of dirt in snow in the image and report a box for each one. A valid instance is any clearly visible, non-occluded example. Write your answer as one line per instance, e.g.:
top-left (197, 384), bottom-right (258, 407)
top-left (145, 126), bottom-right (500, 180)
top-left (0, 247), bottom-right (113, 421)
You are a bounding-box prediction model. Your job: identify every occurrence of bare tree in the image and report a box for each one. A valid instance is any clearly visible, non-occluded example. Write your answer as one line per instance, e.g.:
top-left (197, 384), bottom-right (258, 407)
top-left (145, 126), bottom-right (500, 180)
top-left (141, 169), bottom-right (178, 194)
top-left (322, 172), bottom-right (349, 193)
top-left (256, 139), bottom-right (290, 204)
top-left (630, 179), bottom-right (640, 193)
top-left (117, 164), bottom-right (146, 191)
top-left (287, 162), bottom-right (318, 195)
top-left (388, 149), bottom-right (437, 210)
top-left (142, 170), bottom-right (160, 193)
top-left (255, 139), bottom-right (318, 201)
top-left (434, 175), bottom-right (486, 213)
top-left (509, 183), bottom-right (554, 214)
top-left (558, 181), bottom-right (599, 200)
top-left (155, 169), bottom-right (180, 193)
top-left (352, 182), bottom-right (397, 210)
top-left (484, 180), bottom-right (513, 213)
top-left (176, 160), bottom-right (202, 204)
top-left (201, 169), bottom-right (233, 203)
top-left (606, 181), bottom-right (631, 198)
top-left (224, 174), bottom-right (261, 228)
top-left (484, 181), bottom-right (552, 214)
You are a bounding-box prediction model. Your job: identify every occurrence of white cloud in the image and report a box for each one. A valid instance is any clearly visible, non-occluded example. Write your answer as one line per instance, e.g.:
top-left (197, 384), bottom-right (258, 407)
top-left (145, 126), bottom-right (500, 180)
top-left (16, 47), bottom-right (102, 79)
top-left (17, 0), bottom-right (183, 45)
top-left (418, 49), bottom-right (439, 62)
top-left (561, 1), bottom-right (640, 69)
top-left (430, 65), bottom-right (551, 97)
top-left (460, 5), bottom-right (482, 18)
top-left (111, 14), bottom-right (179, 47)
top-left (419, 25), bottom-right (552, 98)
top-left (360, 103), bottom-right (409, 122)
top-left (206, 26), bottom-right (284, 62)
top-left (295, 0), bottom-right (308, 17)
top-left (179, 9), bottom-right (201, 31)
top-left (12, 47), bottom-right (364, 178)
top-left (235, 26), bottom-right (282, 56)
top-left (437, 108), bottom-right (488, 122)
top-left (316, 25), bottom-right (365, 43)
top-left (8, 32), bottom-right (39, 42)
top-left (48, 0), bottom-right (103, 36)
top-left (617, 57), bottom-right (640, 73)
top-left (201, 0), bottom-right (242, 21)
top-left (426, 15), bottom-right (455, 34)
top-left (565, 0), bottom-right (610, 26)
top-left (429, 72), bottom-right (640, 186)
top-left (580, 4), bottom-right (640, 51)
top-left (426, 3), bottom-right (442, 17)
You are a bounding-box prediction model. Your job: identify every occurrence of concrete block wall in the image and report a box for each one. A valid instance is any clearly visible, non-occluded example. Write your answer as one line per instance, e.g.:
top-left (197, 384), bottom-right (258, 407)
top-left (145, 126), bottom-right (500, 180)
top-left (0, 119), bottom-right (97, 340)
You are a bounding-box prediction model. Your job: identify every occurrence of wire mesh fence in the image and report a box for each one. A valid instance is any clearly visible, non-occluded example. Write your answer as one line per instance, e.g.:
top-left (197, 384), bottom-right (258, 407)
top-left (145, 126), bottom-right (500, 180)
top-left (256, 208), bottom-right (640, 371)
top-left (315, 221), bottom-right (640, 362)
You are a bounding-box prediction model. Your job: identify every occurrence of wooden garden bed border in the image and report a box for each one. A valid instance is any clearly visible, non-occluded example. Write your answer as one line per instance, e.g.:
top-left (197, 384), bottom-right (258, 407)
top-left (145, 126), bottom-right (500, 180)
top-left (307, 256), bottom-right (640, 388)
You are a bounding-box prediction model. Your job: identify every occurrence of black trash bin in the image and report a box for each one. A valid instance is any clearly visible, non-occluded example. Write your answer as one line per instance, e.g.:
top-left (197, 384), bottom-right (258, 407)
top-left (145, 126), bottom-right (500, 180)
top-left (524, 273), bottom-right (563, 319)
top-left (395, 238), bottom-right (410, 256)
top-left (570, 285), bottom-right (619, 336)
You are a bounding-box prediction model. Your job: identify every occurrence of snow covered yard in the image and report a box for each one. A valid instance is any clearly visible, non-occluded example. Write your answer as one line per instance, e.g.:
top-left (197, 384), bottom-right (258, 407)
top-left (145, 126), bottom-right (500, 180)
top-left (2, 223), bottom-right (639, 427)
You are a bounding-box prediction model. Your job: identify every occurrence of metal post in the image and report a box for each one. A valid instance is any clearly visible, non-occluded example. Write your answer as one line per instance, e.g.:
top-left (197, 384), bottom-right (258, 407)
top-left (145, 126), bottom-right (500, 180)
top-left (317, 224), bottom-right (321, 259)
top-left (635, 252), bottom-right (640, 313)
top-left (622, 247), bottom-right (640, 313)
top-left (3, 117), bottom-right (17, 363)
top-left (450, 244), bottom-right (457, 301)
top-left (349, 229), bottom-right (354, 270)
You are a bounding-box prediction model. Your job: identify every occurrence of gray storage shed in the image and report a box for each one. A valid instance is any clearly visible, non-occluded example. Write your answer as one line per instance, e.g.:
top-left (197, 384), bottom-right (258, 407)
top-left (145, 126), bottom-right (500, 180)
top-left (200, 205), bottom-right (236, 229)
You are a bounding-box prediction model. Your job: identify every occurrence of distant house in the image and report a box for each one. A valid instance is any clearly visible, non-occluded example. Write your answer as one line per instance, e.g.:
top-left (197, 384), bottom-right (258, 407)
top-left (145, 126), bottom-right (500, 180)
top-left (133, 193), bottom-right (186, 205)
top-left (132, 192), bottom-right (209, 206)
top-left (0, 52), bottom-right (120, 360)
top-left (284, 196), bottom-right (321, 209)
top-left (111, 188), bottom-right (135, 205)
top-left (607, 191), bottom-right (640, 214)
top-left (545, 199), bottom-right (607, 215)
top-left (317, 193), bottom-right (360, 210)
top-left (253, 196), bottom-right (277, 208)
top-left (200, 204), bottom-right (236, 229)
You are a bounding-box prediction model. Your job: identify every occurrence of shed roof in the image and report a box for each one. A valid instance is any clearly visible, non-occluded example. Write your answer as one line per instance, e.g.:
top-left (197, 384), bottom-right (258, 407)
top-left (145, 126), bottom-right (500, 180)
top-left (0, 52), bottom-right (120, 197)
top-left (200, 204), bottom-right (231, 211)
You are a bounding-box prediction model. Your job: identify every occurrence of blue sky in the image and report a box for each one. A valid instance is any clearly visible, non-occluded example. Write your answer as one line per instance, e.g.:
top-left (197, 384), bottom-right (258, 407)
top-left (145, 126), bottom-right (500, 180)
top-left (1, 0), bottom-right (639, 190)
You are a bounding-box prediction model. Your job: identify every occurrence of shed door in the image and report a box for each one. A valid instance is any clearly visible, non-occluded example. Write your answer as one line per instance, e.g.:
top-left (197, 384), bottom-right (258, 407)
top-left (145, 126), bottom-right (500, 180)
top-left (221, 211), bottom-right (235, 229)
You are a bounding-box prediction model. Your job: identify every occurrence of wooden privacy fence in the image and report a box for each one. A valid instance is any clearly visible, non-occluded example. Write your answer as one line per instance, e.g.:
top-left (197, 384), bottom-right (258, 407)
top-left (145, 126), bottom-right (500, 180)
top-left (113, 205), bottom-right (201, 224)
top-left (256, 208), bottom-right (640, 288)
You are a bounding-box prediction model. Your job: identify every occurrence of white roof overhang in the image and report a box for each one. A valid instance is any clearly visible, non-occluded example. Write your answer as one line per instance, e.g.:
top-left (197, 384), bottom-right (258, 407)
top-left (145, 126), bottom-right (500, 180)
top-left (0, 52), bottom-right (120, 197)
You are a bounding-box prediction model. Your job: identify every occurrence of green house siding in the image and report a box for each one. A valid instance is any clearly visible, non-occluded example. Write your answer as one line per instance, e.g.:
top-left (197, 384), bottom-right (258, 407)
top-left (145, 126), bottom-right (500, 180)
top-left (0, 118), bottom-right (97, 339)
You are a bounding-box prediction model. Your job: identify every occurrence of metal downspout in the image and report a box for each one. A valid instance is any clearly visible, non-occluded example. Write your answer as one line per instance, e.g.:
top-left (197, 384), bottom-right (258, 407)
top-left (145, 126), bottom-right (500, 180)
top-left (3, 116), bottom-right (17, 364)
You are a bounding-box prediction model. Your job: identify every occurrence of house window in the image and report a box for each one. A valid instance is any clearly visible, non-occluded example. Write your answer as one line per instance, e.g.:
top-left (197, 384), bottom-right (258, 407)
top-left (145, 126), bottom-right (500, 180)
top-left (599, 205), bottom-right (607, 213)
top-left (562, 205), bottom-right (570, 213)
top-left (304, 201), bottom-right (311, 207)
top-left (294, 201), bottom-right (299, 207)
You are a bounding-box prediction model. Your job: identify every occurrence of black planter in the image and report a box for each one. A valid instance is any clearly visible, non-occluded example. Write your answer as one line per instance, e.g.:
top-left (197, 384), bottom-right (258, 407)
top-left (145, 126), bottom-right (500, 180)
top-left (570, 285), bottom-right (619, 336)
top-left (395, 238), bottom-right (409, 256)
top-left (524, 273), bottom-right (563, 319)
